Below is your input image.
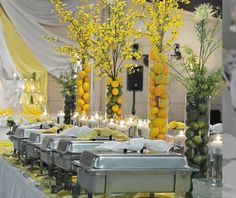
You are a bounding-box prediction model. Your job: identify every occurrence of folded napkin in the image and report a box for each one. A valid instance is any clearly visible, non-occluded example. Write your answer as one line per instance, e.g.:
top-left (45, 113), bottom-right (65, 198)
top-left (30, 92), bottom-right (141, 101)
top-left (95, 138), bottom-right (173, 152)
top-left (210, 123), bottom-right (222, 134)
top-left (58, 126), bottom-right (91, 137)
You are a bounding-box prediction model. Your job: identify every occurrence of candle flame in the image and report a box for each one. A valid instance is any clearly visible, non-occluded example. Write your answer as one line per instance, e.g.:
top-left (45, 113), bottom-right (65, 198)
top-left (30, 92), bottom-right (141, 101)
top-left (216, 135), bottom-right (221, 142)
top-left (179, 130), bottom-right (184, 136)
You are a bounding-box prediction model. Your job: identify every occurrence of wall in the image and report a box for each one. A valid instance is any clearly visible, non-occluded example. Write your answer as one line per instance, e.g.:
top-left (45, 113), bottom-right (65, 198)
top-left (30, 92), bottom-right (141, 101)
top-left (44, 11), bottom-right (222, 122)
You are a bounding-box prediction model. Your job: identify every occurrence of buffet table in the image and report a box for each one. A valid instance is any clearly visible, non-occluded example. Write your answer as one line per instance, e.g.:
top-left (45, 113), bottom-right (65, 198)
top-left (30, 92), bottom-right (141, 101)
top-left (0, 156), bottom-right (47, 198)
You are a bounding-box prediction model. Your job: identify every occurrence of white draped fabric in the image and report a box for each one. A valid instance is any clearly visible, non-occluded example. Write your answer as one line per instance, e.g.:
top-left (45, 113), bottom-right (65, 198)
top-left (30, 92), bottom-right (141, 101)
top-left (9, 0), bottom-right (80, 26)
top-left (0, 21), bottom-right (21, 109)
top-left (0, 157), bottom-right (47, 198)
top-left (0, 0), bottom-right (74, 77)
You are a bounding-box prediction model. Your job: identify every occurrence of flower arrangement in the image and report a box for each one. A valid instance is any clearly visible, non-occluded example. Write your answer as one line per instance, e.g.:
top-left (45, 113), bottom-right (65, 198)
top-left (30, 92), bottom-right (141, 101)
top-left (47, 0), bottom-right (141, 117)
top-left (170, 3), bottom-right (222, 178)
top-left (46, 0), bottom-right (99, 114)
top-left (93, 0), bottom-right (142, 118)
top-left (135, 0), bottom-right (189, 140)
top-left (57, 63), bottom-right (77, 124)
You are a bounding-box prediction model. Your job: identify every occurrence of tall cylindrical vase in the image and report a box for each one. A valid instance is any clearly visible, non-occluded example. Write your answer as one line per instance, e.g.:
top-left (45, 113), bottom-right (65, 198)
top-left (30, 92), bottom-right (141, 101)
top-left (148, 49), bottom-right (169, 140)
top-left (77, 63), bottom-right (90, 114)
top-left (105, 76), bottom-right (123, 119)
top-left (64, 94), bottom-right (76, 124)
top-left (185, 93), bottom-right (210, 178)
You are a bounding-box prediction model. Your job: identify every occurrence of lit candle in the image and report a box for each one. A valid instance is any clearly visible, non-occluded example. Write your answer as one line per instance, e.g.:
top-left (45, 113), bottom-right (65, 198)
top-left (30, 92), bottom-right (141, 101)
top-left (39, 95), bottom-right (43, 104)
top-left (107, 119), bottom-right (117, 129)
top-left (126, 117), bottom-right (135, 127)
top-left (87, 116), bottom-right (99, 129)
top-left (42, 108), bottom-right (48, 118)
top-left (137, 119), bottom-right (150, 138)
top-left (79, 115), bottom-right (87, 126)
top-left (57, 111), bottom-right (65, 124)
top-left (31, 85), bottom-right (35, 92)
top-left (174, 130), bottom-right (186, 147)
top-left (71, 112), bottom-right (78, 125)
top-left (116, 120), bottom-right (129, 134)
top-left (211, 135), bottom-right (222, 153)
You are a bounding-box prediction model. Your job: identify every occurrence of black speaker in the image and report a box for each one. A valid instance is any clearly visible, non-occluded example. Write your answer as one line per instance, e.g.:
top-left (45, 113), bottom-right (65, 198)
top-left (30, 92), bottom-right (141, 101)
top-left (127, 66), bottom-right (143, 91)
top-left (210, 110), bottom-right (222, 125)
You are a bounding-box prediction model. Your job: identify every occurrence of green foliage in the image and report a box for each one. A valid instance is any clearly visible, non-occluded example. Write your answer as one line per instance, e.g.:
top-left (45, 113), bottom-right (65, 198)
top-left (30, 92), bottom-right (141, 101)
top-left (170, 3), bottom-right (223, 99)
top-left (57, 63), bottom-right (77, 96)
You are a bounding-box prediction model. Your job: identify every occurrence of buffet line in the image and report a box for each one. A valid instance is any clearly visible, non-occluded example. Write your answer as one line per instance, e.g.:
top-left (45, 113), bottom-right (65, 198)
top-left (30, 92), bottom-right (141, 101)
top-left (1, 111), bottom-right (196, 198)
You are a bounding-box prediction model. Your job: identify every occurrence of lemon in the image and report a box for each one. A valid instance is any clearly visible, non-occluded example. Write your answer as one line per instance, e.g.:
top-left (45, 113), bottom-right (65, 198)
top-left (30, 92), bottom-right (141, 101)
top-left (106, 77), bottom-right (113, 85)
top-left (152, 118), bottom-right (166, 127)
top-left (149, 128), bottom-right (160, 138)
top-left (117, 109), bottom-right (122, 116)
top-left (77, 99), bottom-right (85, 106)
top-left (111, 80), bottom-right (119, 88)
top-left (149, 70), bottom-right (156, 80)
top-left (157, 109), bottom-right (168, 119)
top-left (152, 63), bottom-right (164, 75)
top-left (159, 99), bottom-right (168, 109)
top-left (116, 76), bottom-right (122, 84)
top-left (78, 87), bottom-right (84, 97)
top-left (159, 126), bottom-right (168, 134)
top-left (83, 82), bottom-right (90, 92)
top-left (112, 88), bottom-right (119, 96)
top-left (83, 92), bottom-right (90, 102)
top-left (77, 106), bottom-right (83, 112)
top-left (83, 104), bottom-right (90, 111)
top-left (158, 133), bottom-right (166, 140)
top-left (79, 70), bottom-right (86, 79)
top-left (148, 113), bottom-right (156, 121)
top-left (84, 76), bottom-right (90, 82)
top-left (155, 85), bottom-right (167, 97)
top-left (77, 79), bottom-right (83, 87)
top-left (149, 48), bottom-right (158, 61)
top-left (117, 97), bottom-right (122, 104)
top-left (150, 107), bottom-right (159, 115)
top-left (84, 65), bottom-right (90, 74)
top-left (112, 104), bottom-right (119, 112)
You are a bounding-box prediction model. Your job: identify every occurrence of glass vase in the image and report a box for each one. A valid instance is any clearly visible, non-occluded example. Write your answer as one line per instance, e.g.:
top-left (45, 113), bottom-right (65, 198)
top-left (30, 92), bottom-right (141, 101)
top-left (148, 49), bottom-right (169, 140)
top-left (64, 94), bottom-right (76, 124)
top-left (105, 76), bottom-right (123, 119)
top-left (77, 63), bottom-right (90, 114)
top-left (184, 92), bottom-right (211, 178)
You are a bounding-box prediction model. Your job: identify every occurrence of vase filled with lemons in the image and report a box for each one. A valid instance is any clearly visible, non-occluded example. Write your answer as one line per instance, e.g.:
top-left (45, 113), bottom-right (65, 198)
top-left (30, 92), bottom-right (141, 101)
top-left (105, 76), bottom-right (123, 119)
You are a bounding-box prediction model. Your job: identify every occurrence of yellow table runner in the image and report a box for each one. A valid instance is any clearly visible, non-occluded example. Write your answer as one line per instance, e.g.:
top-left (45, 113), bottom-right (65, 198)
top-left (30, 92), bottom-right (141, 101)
top-left (0, 141), bottom-right (174, 198)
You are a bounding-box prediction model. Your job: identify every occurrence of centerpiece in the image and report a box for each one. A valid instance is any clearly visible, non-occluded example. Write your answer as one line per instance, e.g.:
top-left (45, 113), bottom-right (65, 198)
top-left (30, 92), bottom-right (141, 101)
top-left (169, 3), bottom-right (222, 178)
top-left (135, 0), bottom-right (190, 139)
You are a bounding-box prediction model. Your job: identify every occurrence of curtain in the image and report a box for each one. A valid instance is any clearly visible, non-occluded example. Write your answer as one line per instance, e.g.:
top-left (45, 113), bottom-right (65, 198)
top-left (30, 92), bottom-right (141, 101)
top-left (0, 0), bottom-right (74, 77)
top-left (0, 19), bottom-right (21, 112)
top-left (0, 7), bottom-right (48, 115)
top-left (9, 0), bottom-right (80, 26)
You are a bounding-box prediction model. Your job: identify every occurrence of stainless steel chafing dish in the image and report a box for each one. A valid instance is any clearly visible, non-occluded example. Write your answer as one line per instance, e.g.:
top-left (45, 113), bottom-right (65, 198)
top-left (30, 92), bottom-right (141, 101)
top-left (50, 139), bottom-right (105, 193)
top-left (54, 139), bottom-right (105, 172)
top-left (24, 132), bottom-right (55, 161)
top-left (73, 150), bottom-right (195, 198)
top-left (39, 136), bottom-right (72, 176)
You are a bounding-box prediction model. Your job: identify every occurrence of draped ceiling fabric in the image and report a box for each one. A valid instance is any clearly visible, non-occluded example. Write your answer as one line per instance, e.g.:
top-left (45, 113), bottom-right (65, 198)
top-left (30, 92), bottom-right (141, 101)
top-left (0, 0), bottom-right (74, 77)
top-left (0, 20), bottom-right (21, 112)
top-left (8, 0), bottom-right (80, 26)
top-left (0, 7), bottom-right (47, 115)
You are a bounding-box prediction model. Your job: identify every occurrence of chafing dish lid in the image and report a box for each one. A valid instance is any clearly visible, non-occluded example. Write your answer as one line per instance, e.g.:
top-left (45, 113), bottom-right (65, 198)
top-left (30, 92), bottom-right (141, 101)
top-left (57, 139), bottom-right (105, 153)
top-left (77, 150), bottom-right (190, 170)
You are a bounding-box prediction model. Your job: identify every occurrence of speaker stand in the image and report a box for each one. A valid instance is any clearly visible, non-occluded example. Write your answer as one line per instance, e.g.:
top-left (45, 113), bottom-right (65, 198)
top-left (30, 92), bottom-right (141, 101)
top-left (132, 90), bottom-right (136, 115)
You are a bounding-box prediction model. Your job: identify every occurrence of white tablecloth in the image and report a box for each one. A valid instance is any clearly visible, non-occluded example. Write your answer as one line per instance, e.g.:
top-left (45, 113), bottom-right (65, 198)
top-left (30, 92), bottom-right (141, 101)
top-left (0, 157), bottom-right (48, 198)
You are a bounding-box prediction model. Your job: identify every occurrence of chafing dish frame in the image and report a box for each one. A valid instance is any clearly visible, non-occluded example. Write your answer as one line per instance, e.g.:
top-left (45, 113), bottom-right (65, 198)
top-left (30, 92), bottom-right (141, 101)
top-left (73, 151), bottom-right (195, 198)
